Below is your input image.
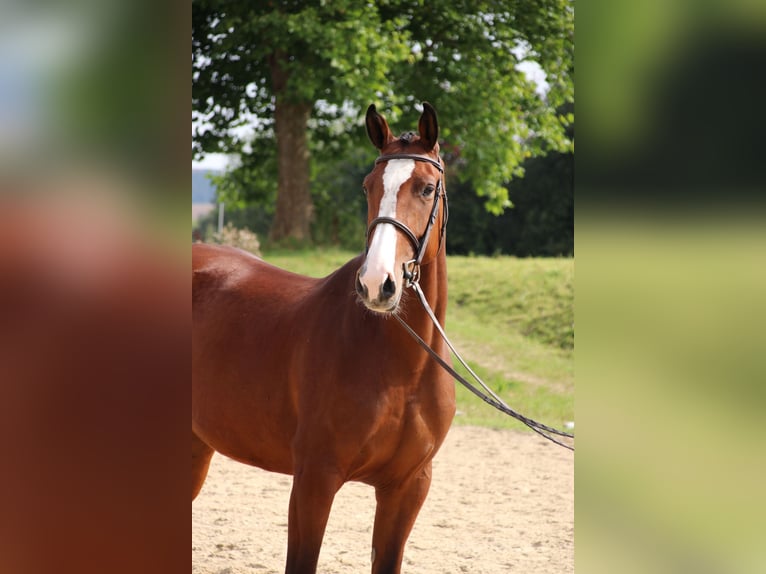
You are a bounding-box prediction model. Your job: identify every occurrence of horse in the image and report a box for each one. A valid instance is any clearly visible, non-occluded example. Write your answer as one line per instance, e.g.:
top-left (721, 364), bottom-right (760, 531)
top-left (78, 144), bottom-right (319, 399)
top-left (192, 102), bottom-right (455, 574)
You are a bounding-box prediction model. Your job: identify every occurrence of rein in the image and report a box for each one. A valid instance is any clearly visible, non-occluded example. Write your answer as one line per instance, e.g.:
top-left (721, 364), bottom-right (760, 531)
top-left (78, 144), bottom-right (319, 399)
top-left (395, 286), bottom-right (575, 451)
top-left (369, 153), bottom-right (574, 451)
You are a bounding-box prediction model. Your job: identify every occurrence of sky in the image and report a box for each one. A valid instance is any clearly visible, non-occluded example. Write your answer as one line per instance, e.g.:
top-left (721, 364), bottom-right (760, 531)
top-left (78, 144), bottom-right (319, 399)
top-left (192, 152), bottom-right (230, 172)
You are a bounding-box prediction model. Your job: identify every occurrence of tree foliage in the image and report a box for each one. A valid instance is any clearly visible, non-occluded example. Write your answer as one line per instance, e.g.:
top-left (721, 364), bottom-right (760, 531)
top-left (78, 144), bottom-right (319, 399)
top-left (447, 147), bottom-right (573, 256)
top-left (193, 0), bottom-right (574, 235)
top-left (449, 102), bottom-right (573, 256)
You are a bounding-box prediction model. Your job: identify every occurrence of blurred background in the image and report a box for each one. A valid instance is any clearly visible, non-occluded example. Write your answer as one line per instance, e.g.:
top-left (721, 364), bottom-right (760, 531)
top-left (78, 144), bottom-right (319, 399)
top-left (577, 1), bottom-right (766, 573)
top-left (0, 1), bottom-right (188, 573)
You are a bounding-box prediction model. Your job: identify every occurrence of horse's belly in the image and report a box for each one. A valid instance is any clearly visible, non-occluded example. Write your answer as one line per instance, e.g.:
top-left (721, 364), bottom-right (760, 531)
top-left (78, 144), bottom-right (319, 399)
top-left (192, 347), bottom-right (298, 474)
top-left (193, 393), bottom-right (296, 474)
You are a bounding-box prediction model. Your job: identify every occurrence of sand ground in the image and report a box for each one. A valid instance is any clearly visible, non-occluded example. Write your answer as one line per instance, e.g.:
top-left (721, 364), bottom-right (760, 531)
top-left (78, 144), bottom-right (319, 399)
top-left (192, 426), bottom-right (574, 573)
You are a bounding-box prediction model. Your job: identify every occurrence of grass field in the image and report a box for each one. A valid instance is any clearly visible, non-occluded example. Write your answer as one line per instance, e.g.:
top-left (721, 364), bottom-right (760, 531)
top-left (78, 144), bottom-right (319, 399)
top-left (262, 247), bottom-right (574, 433)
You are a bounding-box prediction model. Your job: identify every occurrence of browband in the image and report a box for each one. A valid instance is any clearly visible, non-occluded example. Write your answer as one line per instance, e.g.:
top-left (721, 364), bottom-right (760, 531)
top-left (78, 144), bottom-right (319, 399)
top-left (375, 153), bottom-right (444, 172)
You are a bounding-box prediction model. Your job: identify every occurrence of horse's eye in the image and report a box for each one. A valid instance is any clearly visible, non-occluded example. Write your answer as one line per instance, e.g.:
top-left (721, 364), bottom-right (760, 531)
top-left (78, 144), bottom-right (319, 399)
top-left (362, 186), bottom-right (368, 196)
top-left (422, 185), bottom-right (435, 197)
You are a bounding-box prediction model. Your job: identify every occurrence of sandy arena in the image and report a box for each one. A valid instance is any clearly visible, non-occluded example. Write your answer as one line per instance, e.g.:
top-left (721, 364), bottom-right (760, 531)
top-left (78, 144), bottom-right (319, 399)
top-left (192, 426), bottom-right (573, 573)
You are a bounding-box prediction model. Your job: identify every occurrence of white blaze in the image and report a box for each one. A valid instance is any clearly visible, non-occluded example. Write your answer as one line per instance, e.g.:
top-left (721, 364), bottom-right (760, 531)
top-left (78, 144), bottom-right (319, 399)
top-left (361, 159), bottom-right (415, 294)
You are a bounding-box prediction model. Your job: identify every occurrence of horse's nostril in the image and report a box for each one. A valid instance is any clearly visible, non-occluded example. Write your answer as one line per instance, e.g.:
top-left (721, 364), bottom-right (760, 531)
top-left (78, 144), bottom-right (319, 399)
top-left (381, 275), bottom-right (396, 300)
top-left (355, 274), bottom-right (368, 299)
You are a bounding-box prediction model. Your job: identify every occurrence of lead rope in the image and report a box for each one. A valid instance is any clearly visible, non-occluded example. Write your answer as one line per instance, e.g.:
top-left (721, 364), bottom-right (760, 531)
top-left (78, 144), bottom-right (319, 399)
top-left (395, 280), bottom-right (574, 451)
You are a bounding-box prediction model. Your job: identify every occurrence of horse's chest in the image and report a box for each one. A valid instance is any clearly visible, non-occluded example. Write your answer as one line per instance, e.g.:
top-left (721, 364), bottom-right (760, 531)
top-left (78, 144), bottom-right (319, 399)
top-left (294, 340), bottom-right (454, 480)
top-left (346, 386), bottom-right (450, 480)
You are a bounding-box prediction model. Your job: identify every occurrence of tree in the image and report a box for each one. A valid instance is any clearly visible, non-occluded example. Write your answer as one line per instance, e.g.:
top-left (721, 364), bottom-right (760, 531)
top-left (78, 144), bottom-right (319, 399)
top-left (448, 103), bottom-right (573, 256)
top-left (193, 0), bottom-right (573, 242)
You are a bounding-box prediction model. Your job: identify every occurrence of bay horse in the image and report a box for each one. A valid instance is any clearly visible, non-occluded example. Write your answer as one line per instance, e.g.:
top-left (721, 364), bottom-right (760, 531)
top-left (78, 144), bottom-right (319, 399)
top-left (192, 102), bottom-right (455, 573)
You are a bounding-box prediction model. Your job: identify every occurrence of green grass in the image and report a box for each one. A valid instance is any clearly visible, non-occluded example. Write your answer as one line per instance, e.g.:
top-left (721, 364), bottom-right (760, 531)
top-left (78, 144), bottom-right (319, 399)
top-left (448, 256), bottom-right (574, 351)
top-left (261, 247), bottom-right (361, 277)
top-left (260, 247), bottom-right (574, 432)
top-left (446, 255), bottom-right (573, 431)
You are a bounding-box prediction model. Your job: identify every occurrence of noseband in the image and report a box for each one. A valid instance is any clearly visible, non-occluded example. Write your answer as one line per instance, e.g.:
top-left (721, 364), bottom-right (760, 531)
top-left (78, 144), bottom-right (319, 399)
top-left (365, 153), bottom-right (449, 286)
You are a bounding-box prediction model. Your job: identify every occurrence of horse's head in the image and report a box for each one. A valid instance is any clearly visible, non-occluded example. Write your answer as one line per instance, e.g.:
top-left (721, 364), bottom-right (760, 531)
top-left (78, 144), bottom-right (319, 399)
top-left (355, 102), bottom-right (447, 314)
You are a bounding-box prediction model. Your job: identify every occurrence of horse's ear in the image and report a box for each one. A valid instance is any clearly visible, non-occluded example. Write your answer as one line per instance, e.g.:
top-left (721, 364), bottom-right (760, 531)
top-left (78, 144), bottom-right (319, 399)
top-left (366, 104), bottom-right (394, 150)
top-left (418, 102), bottom-right (439, 152)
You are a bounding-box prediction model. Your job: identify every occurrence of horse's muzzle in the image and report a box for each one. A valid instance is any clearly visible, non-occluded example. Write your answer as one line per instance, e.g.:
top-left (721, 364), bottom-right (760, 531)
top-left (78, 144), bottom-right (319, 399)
top-left (355, 269), bottom-right (400, 313)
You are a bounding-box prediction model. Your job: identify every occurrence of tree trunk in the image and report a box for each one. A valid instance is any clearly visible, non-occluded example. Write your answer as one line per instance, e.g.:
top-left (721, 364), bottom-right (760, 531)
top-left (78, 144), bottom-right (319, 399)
top-left (269, 55), bottom-right (313, 243)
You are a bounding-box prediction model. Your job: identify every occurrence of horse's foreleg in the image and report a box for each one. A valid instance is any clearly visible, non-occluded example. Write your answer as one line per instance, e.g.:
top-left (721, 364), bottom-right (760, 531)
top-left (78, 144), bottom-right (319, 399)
top-left (370, 462), bottom-right (433, 574)
top-left (284, 463), bottom-right (342, 574)
top-left (192, 431), bottom-right (215, 500)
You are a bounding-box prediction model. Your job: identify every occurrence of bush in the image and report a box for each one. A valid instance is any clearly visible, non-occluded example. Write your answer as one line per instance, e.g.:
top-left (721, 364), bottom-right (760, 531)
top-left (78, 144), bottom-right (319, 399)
top-left (207, 223), bottom-right (261, 256)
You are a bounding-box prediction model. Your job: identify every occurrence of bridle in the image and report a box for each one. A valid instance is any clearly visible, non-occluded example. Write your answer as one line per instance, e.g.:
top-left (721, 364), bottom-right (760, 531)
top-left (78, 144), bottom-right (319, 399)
top-left (361, 151), bottom-right (575, 451)
top-left (365, 153), bottom-right (449, 287)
